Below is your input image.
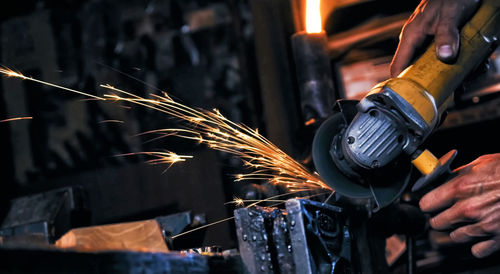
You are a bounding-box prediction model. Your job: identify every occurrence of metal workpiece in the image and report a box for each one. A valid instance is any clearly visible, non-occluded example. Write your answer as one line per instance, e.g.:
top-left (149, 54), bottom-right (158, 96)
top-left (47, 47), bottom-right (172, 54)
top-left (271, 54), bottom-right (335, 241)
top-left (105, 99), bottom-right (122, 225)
top-left (234, 206), bottom-right (280, 274)
top-left (291, 32), bottom-right (336, 122)
top-left (234, 199), bottom-right (351, 273)
top-left (272, 211), bottom-right (295, 274)
top-left (285, 199), bottom-right (350, 274)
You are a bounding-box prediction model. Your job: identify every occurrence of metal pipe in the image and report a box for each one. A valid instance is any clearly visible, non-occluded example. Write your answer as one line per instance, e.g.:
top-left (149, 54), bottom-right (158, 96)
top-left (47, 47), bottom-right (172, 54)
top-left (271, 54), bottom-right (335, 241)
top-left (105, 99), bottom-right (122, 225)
top-left (291, 31), bottom-right (336, 124)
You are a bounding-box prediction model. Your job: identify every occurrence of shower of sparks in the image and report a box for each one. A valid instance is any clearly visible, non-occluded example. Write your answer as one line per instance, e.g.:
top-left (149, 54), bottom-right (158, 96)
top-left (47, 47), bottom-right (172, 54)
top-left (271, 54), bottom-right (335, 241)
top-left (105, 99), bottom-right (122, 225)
top-left (0, 67), bottom-right (332, 192)
top-left (101, 84), bottom-right (330, 191)
top-left (0, 116), bottom-right (33, 122)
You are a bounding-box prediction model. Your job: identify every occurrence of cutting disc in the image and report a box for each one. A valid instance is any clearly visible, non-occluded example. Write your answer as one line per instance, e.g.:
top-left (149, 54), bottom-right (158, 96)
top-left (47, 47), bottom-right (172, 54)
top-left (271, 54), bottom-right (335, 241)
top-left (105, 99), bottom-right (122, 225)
top-left (312, 113), bottom-right (412, 209)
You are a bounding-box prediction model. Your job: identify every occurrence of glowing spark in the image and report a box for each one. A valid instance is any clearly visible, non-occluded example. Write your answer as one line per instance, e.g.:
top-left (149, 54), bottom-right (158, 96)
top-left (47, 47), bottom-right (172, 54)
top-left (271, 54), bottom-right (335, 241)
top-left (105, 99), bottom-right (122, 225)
top-left (264, 191), bottom-right (332, 208)
top-left (0, 116), bottom-right (33, 123)
top-left (0, 68), bottom-right (27, 79)
top-left (229, 197), bottom-right (245, 207)
top-left (225, 198), bottom-right (285, 206)
top-left (0, 67), bottom-right (103, 100)
top-left (305, 118), bottom-right (316, 126)
top-left (115, 151), bottom-right (193, 170)
top-left (171, 216), bottom-right (235, 239)
top-left (244, 191), bottom-right (312, 208)
top-left (99, 120), bottom-right (124, 124)
top-left (323, 190), bottom-right (335, 204)
top-left (135, 129), bottom-right (203, 145)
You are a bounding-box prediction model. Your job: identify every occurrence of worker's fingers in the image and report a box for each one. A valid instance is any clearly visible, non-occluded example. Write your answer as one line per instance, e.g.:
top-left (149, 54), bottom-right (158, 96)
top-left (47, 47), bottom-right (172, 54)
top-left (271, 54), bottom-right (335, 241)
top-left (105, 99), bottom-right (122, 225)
top-left (449, 206), bottom-right (500, 242)
top-left (390, 32), bottom-right (419, 77)
top-left (434, 0), bottom-right (480, 62)
top-left (450, 224), bottom-right (491, 243)
top-left (419, 177), bottom-right (460, 212)
top-left (420, 162), bottom-right (487, 213)
top-left (471, 238), bottom-right (500, 258)
top-left (391, 0), bottom-right (480, 76)
top-left (390, 0), bottom-right (434, 77)
top-left (434, 2), bottom-right (461, 62)
top-left (428, 201), bottom-right (471, 230)
top-left (390, 22), bottom-right (428, 77)
top-left (429, 191), bottom-right (500, 230)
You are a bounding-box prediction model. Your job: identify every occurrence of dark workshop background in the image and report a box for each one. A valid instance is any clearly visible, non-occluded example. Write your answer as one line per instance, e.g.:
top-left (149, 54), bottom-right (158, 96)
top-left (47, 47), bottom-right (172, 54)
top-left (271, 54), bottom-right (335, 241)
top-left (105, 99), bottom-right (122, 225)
top-left (1, 0), bottom-right (500, 253)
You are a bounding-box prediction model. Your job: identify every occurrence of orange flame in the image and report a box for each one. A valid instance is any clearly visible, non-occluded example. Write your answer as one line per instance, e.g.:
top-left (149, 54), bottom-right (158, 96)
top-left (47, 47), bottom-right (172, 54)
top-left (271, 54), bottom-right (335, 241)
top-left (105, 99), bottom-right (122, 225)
top-left (306, 0), bottom-right (322, 33)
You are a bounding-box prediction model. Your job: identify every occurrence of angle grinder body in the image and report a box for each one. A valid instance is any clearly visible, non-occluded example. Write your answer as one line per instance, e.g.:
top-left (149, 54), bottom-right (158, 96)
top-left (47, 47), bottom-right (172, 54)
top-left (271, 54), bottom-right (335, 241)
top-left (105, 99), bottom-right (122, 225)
top-left (313, 0), bottom-right (500, 210)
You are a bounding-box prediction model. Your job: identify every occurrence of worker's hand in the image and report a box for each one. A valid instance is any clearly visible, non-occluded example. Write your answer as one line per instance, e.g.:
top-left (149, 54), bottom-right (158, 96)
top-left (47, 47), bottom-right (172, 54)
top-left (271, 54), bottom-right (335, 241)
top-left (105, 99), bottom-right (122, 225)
top-left (390, 0), bottom-right (480, 77)
top-left (419, 153), bottom-right (500, 258)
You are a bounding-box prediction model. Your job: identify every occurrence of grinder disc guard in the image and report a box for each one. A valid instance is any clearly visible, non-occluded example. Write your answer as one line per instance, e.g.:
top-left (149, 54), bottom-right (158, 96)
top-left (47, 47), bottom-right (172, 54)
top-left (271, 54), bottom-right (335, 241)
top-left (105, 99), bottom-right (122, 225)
top-left (312, 103), bottom-right (412, 210)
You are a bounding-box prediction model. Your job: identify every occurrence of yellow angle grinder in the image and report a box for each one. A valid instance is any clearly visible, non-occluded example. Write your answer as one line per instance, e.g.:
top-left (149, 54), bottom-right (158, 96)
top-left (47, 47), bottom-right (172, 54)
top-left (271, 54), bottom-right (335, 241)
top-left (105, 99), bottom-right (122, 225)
top-left (313, 0), bottom-right (500, 210)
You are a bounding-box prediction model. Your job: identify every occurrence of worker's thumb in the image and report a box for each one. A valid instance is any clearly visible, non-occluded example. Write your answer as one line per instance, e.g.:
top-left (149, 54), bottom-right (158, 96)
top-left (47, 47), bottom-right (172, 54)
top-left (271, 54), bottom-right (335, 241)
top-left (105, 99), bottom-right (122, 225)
top-left (435, 23), bottom-right (460, 63)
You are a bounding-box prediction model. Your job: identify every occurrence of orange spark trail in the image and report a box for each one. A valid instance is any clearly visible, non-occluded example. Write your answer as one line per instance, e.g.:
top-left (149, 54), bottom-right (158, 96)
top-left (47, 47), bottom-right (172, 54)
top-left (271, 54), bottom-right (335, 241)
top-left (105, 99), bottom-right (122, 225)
top-left (225, 198), bottom-right (286, 206)
top-left (115, 151), bottom-right (193, 170)
top-left (99, 120), bottom-right (124, 124)
top-left (0, 68), bottom-right (103, 100)
top-left (171, 216), bottom-right (235, 239)
top-left (0, 117), bottom-right (33, 122)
